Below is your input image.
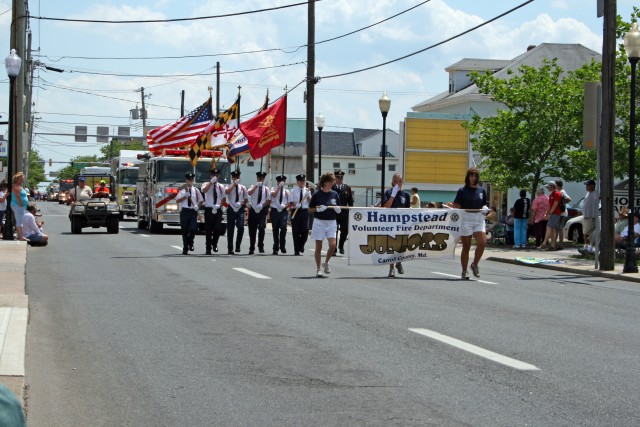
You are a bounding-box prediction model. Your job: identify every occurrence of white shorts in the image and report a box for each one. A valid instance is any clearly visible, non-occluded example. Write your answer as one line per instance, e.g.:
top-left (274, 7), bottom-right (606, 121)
top-left (460, 211), bottom-right (486, 236)
top-left (311, 218), bottom-right (337, 240)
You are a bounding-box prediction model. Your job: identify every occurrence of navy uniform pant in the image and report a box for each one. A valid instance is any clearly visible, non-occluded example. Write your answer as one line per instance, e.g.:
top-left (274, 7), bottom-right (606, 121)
top-left (291, 208), bottom-right (309, 253)
top-left (226, 207), bottom-right (245, 252)
top-left (270, 209), bottom-right (288, 252)
top-left (248, 208), bottom-right (268, 252)
top-left (204, 207), bottom-right (223, 252)
top-left (180, 209), bottom-right (198, 251)
top-left (336, 211), bottom-right (349, 250)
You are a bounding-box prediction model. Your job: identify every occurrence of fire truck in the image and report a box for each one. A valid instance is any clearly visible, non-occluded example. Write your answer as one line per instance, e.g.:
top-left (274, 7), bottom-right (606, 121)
top-left (135, 149), bottom-right (231, 233)
top-left (111, 150), bottom-right (147, 219)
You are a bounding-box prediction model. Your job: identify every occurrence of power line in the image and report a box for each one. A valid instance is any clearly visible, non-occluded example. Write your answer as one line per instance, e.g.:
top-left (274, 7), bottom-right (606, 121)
top-left (321, 0), bottom-right (535, 80)
top-left (27, 1), bottom-right (318, 24)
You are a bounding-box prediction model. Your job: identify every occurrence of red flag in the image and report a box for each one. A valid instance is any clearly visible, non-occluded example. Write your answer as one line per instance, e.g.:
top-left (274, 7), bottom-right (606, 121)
top-left (240, 96), bottom-right (287, 160)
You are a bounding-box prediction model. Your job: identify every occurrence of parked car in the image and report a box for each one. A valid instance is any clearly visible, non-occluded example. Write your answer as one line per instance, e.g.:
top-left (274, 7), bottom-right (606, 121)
top-left (564, 215), bottom-right (584, 243)
top-left (566, 197), bottom-right (584, 218)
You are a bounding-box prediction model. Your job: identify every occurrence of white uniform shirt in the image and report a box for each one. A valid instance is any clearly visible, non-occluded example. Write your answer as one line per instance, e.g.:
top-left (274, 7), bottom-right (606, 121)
top-left (271, 185), bottom-right (290, 212)
top-left (226, 183), bottom-right (248, 212)
top-left (288, 186), bottom-right (311, 209)
top-left (248, 183), bottom-right (271, 212)
top-left (178, 186), bottom-right (201, 210)
top-left (0, 190), bottom-right (7, 211)
top-left (203, 181), bottom-right (225, 209)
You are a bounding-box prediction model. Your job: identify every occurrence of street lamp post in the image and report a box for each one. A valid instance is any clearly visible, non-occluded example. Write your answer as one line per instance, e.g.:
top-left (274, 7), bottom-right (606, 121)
top-left (623, 23), bottom-right (640, 273)
top-left (378, 92), bottom-right (391, 203)
top-left (315, 112), bottom-right (325, 181)
top-left (3, 49), bottom-right (22, 241)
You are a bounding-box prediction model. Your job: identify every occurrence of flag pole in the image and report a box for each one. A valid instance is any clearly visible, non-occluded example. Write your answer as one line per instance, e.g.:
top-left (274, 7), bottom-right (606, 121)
top-left (236, 85), bottom-right (241, 173)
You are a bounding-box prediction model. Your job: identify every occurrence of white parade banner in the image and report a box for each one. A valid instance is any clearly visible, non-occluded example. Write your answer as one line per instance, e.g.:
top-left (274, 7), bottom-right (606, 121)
top-left (348, 208), bottom-right (464, 265)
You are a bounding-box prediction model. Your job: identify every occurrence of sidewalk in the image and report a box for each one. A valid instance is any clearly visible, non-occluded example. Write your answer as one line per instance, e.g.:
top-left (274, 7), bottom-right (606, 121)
top-left (0, 240), bottom-right (28, 404)
top-left (484, 245), bottom-right (640, 284)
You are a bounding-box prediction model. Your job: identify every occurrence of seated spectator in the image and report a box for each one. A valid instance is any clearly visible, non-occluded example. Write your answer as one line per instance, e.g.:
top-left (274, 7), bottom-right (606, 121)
top-left (615, 212), bottom-right (640, 249)
top-left (614, 207), bottom-right (629, 245)
top-left (23, 204), bottom-right (48, 246)
top-left (505, 208), bottom-right (515, 246)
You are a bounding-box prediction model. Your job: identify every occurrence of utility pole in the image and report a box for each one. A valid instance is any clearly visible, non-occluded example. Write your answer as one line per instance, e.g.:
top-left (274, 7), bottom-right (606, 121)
top-left (10, 0), bottom-right (27, 173)
top-left (305, 0), bottom-right (316, 180)
top-left (140, 87), bottom-right (147, 134)
top-left (216, 61), bottom-right (220, 116)
top-left (598, 0), bottom-right (616, 270)
top-left (180, 90), bottom-right (185, 116)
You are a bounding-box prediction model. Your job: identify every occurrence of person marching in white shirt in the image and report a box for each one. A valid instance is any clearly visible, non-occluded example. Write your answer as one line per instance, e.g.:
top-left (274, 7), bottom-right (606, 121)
top-left (200, 168), bottom-right (226, 255)
top-left (224, 170), bottom-right (248, 255)
top-left (288, 174), bottom-right (311, 256)
top-left (175, 172), bottom-right (202, 255)
top-left (270, 175), bottom-right (290, 255)
top-left (247, 171), bottom-right (271, 255)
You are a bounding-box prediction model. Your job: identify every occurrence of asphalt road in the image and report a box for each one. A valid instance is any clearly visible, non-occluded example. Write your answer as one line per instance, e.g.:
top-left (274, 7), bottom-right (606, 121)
top-left (24, 202), bottom-right (640, 426)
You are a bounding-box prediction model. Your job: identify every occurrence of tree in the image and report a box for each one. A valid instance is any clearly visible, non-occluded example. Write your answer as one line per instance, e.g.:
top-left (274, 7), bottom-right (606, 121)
top-left (27, 150), bottom-right (46, 188)
top-left (55, 154), bottom-right (99, 179)
top-left (464, 58), bottom-right (601, 198)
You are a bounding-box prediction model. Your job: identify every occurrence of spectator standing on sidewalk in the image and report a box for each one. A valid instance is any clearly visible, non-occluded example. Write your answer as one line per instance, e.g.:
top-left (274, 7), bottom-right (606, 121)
top-left (410, 187), bottom-right (421, 208)
top-left (531, 187), bottom-right (549, 247)
top-left (555, 179), bottom-right (571, 250)
top-left (449, 167), bottom-right (489, 280)
top-left (579, 179), bottom-right (599, 255)
top-left (0, 181), bottom-right (7, 233)
top-left (538, 181), bottom-right (563, 251)
top-left (513, 190), bottom-right (531, 248)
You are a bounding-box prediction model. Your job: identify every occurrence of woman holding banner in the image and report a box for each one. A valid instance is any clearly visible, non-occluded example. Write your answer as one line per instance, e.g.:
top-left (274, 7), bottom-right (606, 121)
top-left (309, 172), bottom-right (340, 278)
top-left (450, 167), bottom-right (489, 280)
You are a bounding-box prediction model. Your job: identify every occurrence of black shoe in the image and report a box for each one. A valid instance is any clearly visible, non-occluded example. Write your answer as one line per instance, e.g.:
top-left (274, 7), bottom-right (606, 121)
top-left (235, 246), bottom-right (241, 253)
top-left (339, 248), bottom-right (344, 255)
top-left (228, 250), bottom-right (234, 255)
top-left (189, 244), bottom-right (194, 251)
top-left (272, 250), bottom-right (278, 255)
top-left (182, 250), bottom-right (188, 255)
top-left (300, 247), bottom-right (305, 253)
top-left (205, 250), bottom-right (212, 255)
top-left (294, 251), bottom-right (300, 256)
top-left (249, 250), bottom-right (254, 255)
top-left (213, 246), bottom-right (218, 253)
top-left (258, 247), bottom-right (265, 253)
top-left (280, 248), bottom-right (287, 254)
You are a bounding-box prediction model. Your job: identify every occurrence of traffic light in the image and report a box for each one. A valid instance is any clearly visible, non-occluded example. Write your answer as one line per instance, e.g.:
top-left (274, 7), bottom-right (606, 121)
top-left (49, 159), bottom-right (52, 167)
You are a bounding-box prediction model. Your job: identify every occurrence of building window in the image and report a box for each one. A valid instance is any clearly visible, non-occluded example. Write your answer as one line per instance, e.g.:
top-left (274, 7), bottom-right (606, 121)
top-left (333, 162), bottom-right (340, 168)
top-left (388, 164), bottom-right (395, 172)
top-left (247, 161), bottom-right (254, 167)
top-left (376, 164), bottom-right (382, 171)
top-left (314, 162), bottom-right (318, 169)
top-left (348, 162), bottom-right (355, 169)
top-left (348, 169), bottom-right (356, 175)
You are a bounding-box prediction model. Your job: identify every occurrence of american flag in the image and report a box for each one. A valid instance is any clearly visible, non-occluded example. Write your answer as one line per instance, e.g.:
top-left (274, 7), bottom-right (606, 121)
top-left (147, 97), bottom-right (212, 153)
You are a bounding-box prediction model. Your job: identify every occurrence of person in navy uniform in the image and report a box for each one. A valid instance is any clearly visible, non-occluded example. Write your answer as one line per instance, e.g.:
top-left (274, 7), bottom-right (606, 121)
top-left (270, 175), bottom-right (290, 255)
top-left (309, 172), bottom-right (341, 277)
top-left (247, 171), bottom-right (271, 255)
top-left (224, 170), bottom-right (248, 255)
top-left (200, 168), bottom-right (226, 254)
top-left (331, 170), bottom-right (354, 255)
top-left (382, 173), bottom-right (411, 277)
top-left (175, 172), bottom-right (202, 255)
top-left (288, 174), bottom-right (312, 256)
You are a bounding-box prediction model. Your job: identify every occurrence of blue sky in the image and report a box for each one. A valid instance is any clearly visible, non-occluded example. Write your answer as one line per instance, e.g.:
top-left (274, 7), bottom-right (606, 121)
top-left (0, 0), bottom-right (637, 172)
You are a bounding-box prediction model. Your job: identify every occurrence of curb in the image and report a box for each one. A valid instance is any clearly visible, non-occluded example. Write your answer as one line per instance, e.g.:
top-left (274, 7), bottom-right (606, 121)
top-left (487, 256), bottom-right (640, 284)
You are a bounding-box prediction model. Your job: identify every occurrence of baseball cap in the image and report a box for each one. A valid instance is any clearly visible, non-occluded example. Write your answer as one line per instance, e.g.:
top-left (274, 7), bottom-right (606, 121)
top-left (583, 179), bottom-right (596, 186)
top-left (545, 181), bottom-right (556, 188)
top-left (100, 180), bottom-right (106, 184)
top-left (78, 176), bottom-right (86, 181)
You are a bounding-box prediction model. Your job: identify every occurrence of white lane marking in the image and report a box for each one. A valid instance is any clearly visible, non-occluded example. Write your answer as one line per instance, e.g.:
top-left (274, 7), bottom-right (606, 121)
top-left (409, 328), bottom-right (540, 371)
top-left (139, 234), bottom-right (150, 238)
top-left (233, 268), bottom-right (270, 279)
top-left (171, 245), bottom-right (183, 251)
top-left (432, 271), bottom-right (498, 285)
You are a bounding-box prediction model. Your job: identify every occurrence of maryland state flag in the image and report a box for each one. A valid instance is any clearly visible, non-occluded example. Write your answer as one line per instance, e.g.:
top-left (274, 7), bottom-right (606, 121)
top-left (188, 97), bottom-right (240, 166)
top-left (227, 93), bottom-right (270, 159)
top-left (241, 95), bottom-right (287, 160)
